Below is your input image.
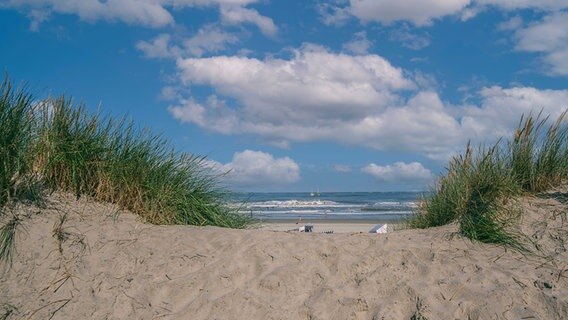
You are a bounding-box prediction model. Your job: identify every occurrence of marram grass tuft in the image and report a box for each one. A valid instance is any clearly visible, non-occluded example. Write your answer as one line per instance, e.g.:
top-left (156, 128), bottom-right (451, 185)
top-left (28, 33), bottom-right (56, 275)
top-left (410, 111), bottom-right (568, 249)
top-left (0, 76), bottom-right (249, 228)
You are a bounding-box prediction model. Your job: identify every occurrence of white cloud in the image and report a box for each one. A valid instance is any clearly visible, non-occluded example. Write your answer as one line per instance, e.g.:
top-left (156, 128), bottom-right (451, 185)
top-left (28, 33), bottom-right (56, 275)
top-left (169, 46), bottom-right (568, 160)
top-left (348, 0), bottom-right (470, 26)
top-left (169, 96), bottom-right (239, 134)
top-left (362, 162), bottom-right (433, 182)
top-left (175, 45), bottom-right (414, 117)
top-left (342, 31), bottom-right (372, 55)
top-left (3, 0), bottom-right (175, 28)
top-left (137, 34), bottom-right (179, 59)
top-left (317, 2), bottom-right (351, 26)
top-left (160, 86), bottom-right (180, 100)
top-left (514, 12), bottom-right (568, 76)
top-left (137, 26), bottom-right (239, 59)
top-left (170, 44), bottom-right (432, 143)
top-left (27, 9), bottom-right (50, 31)
top-left (166, 44), bottom-right (568, 160)
top-left (389, 27), bottom-right (431, 50)
top-left (461, 86), bottom-right (568, 139)
top-left (3, 0), bottom-right (276, 35)
top-left (171, 0), bottom-right (258, 6)
top-left (208, 150), bottom-right (300, 186)
top-left (475, 0), bottom-right (568, 11)
top-left (184, 25), bottom-right (239, 56)
top-left (10, 0), bottom-right (566, 32)
top-left (325, 0), bottom-right (568, 27)
top-left (219, 5), bottom-right (277, 36)
top-left (333, 164), bottom-right (352, 173)
top-left (459, 5), bottom-right (484, 21)
top-left (497, 16), bottom-right (522, 31)
top-left (515, 14), bottom-right (567, 52)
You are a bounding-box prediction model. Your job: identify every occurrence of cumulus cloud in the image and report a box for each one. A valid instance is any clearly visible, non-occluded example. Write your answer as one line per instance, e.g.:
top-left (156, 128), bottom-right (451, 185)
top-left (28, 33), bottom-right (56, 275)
top-left (2, 0), bottom-right (175, 28)
top-left (342, 31), bottom-right (372, 55)
top-left (321, 0), bottom-right (568, 27)
top-left (10, 0), bottom-right (565, 31)
top-left (2, 0), bottom-right (276, 34)
top-left (208, 150), bottom-right (300, 186)
top-left (389, 27), bottom-right (431, 50)
top-left (184, 25), bottom-right (240, 56)
top-left (219, 5), bottom-right (277, 36)
top-left (137, 25), bottom-right (239, 59)
top-left (497, 16), bottom-right (523, 31)
top-left (461, 86), bottom-right (568, 138)
top-left (137, 34), bottom-right (179, 59)
top-left (362, 162), bottom-right (433, 182)
top-left (348, 0), bottom-right (470, 26)
top-left (169, 96), bottom-right (238, 134)
top-left (513, 12), bottom-right (568, 76)
top-left (317, 2), bottom-right (351, 26)
top-left (27, 9), bottom-right (50, 31)
top-left (475, 0), bottom-right (568, 11)
top-left (168, 45), bottom-right (568, 160)
top-left (175, 45), bottom-right (414, 120)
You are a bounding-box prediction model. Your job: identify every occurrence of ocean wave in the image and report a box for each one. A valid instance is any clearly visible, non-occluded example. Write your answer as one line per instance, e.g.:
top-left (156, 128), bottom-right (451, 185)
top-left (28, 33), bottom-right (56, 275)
top-left (243, 200), bottom-right (358, 208)
top-left (260, 209), bottom-right (326, 214)
top-left (254, 210), bottom-right (412, 215)
top-left (372, 201), bottom-right (419, 208)
top-left (243, 208), bottom-right (413, 215)
top-left (360, 207), bottom-right (414, 213)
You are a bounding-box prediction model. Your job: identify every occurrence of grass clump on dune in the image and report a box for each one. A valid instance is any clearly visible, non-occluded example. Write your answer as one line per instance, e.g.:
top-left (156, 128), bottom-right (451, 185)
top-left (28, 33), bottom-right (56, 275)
top-left (411, 111), bottom-right (568, 248)
top-left (0, 78), bottom-right (34, 208)
top-left (0, 215), bottom-right (20, 266)
top-left (0, 76), bottom-right (249, 230)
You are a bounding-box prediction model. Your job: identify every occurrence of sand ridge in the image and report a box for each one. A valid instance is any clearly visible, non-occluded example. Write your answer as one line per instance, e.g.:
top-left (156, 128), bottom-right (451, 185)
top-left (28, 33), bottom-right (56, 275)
top-left (1, 193), bottom-right (567, 319)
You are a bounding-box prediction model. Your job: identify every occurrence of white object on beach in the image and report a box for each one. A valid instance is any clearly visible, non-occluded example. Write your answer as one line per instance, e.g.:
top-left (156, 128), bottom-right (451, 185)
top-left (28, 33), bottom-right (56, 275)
top-left (299, 224), bottom-right (313, 232)
top-left (369, 224), bottom-right (390, 234)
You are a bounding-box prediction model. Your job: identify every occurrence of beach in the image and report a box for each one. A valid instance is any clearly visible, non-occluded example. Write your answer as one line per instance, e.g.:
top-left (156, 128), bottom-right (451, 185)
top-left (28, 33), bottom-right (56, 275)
top-left (1, 192), bottom-right (567, 319)
top-left (259, 220), bottom-right (395, 234)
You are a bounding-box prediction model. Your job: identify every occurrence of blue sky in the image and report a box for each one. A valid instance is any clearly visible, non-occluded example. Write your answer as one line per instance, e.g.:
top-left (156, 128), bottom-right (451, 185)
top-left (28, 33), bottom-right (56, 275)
top-left (1, 0), bottom-right (567, 192)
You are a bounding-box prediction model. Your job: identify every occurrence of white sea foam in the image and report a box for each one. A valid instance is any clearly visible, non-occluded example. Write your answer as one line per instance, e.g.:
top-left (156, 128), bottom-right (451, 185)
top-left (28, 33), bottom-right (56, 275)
top-left (245, 200), bottom-right (358, 208)
top-left (373, 201), bottom-right (419, 208)
top-left (255, 210), bottom-right (409, 215)
top-left (231, 197), bottom-right (417, 217)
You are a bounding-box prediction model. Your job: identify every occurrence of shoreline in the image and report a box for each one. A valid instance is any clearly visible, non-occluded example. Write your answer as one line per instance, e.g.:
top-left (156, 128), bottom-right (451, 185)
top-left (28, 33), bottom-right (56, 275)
top-left (256, 219), bottom-right (402, 233)
top-left (254, 218), bottom-right (401, 224)
top-left (250, 215), bottom-right (409, 224)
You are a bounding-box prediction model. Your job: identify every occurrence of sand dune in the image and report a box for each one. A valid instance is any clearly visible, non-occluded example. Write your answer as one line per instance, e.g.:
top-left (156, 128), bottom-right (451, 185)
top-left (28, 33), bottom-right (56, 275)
top-left (1, 193), bottom-right (567, 319)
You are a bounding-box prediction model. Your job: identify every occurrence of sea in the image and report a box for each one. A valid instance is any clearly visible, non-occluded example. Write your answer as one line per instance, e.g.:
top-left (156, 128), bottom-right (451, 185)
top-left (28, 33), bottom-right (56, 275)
top-left (229, 192), bottom-right (425, 222)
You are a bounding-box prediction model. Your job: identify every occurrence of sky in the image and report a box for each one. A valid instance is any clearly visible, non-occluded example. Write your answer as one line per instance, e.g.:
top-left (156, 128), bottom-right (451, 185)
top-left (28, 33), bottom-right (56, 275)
top-left (0, 0), bottom-right (567, 192)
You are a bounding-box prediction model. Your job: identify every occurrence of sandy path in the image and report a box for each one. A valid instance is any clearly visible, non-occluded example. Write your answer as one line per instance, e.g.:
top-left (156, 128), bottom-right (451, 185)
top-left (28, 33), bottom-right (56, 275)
top-left (1, 193), bottom-right (567, 319)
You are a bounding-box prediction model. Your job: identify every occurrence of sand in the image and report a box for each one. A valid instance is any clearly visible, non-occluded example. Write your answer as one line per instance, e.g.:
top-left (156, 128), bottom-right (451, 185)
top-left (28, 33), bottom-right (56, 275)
top-left (1, 192), bottom-right (567, 319)
top-left (259, 221), bottom-right (391, 234)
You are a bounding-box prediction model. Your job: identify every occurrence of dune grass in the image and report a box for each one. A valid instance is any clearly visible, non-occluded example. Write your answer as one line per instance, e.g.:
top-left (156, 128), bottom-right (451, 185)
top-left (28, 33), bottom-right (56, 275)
top-left (0, 78), bottom-right (34, 208)
top-left (0, 76), bottom-right (249, 230)
top-left (410, 111), bottom-right (568, 248)
top-left (0, 214), bottom-right (20, 266)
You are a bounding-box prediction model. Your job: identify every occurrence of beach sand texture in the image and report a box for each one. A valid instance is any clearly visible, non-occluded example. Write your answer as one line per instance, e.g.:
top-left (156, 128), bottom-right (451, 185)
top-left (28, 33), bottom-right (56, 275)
top-left (259, 222), bottom-right (388, 234)
top-left (1, 193), bottom-right (567, 319)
